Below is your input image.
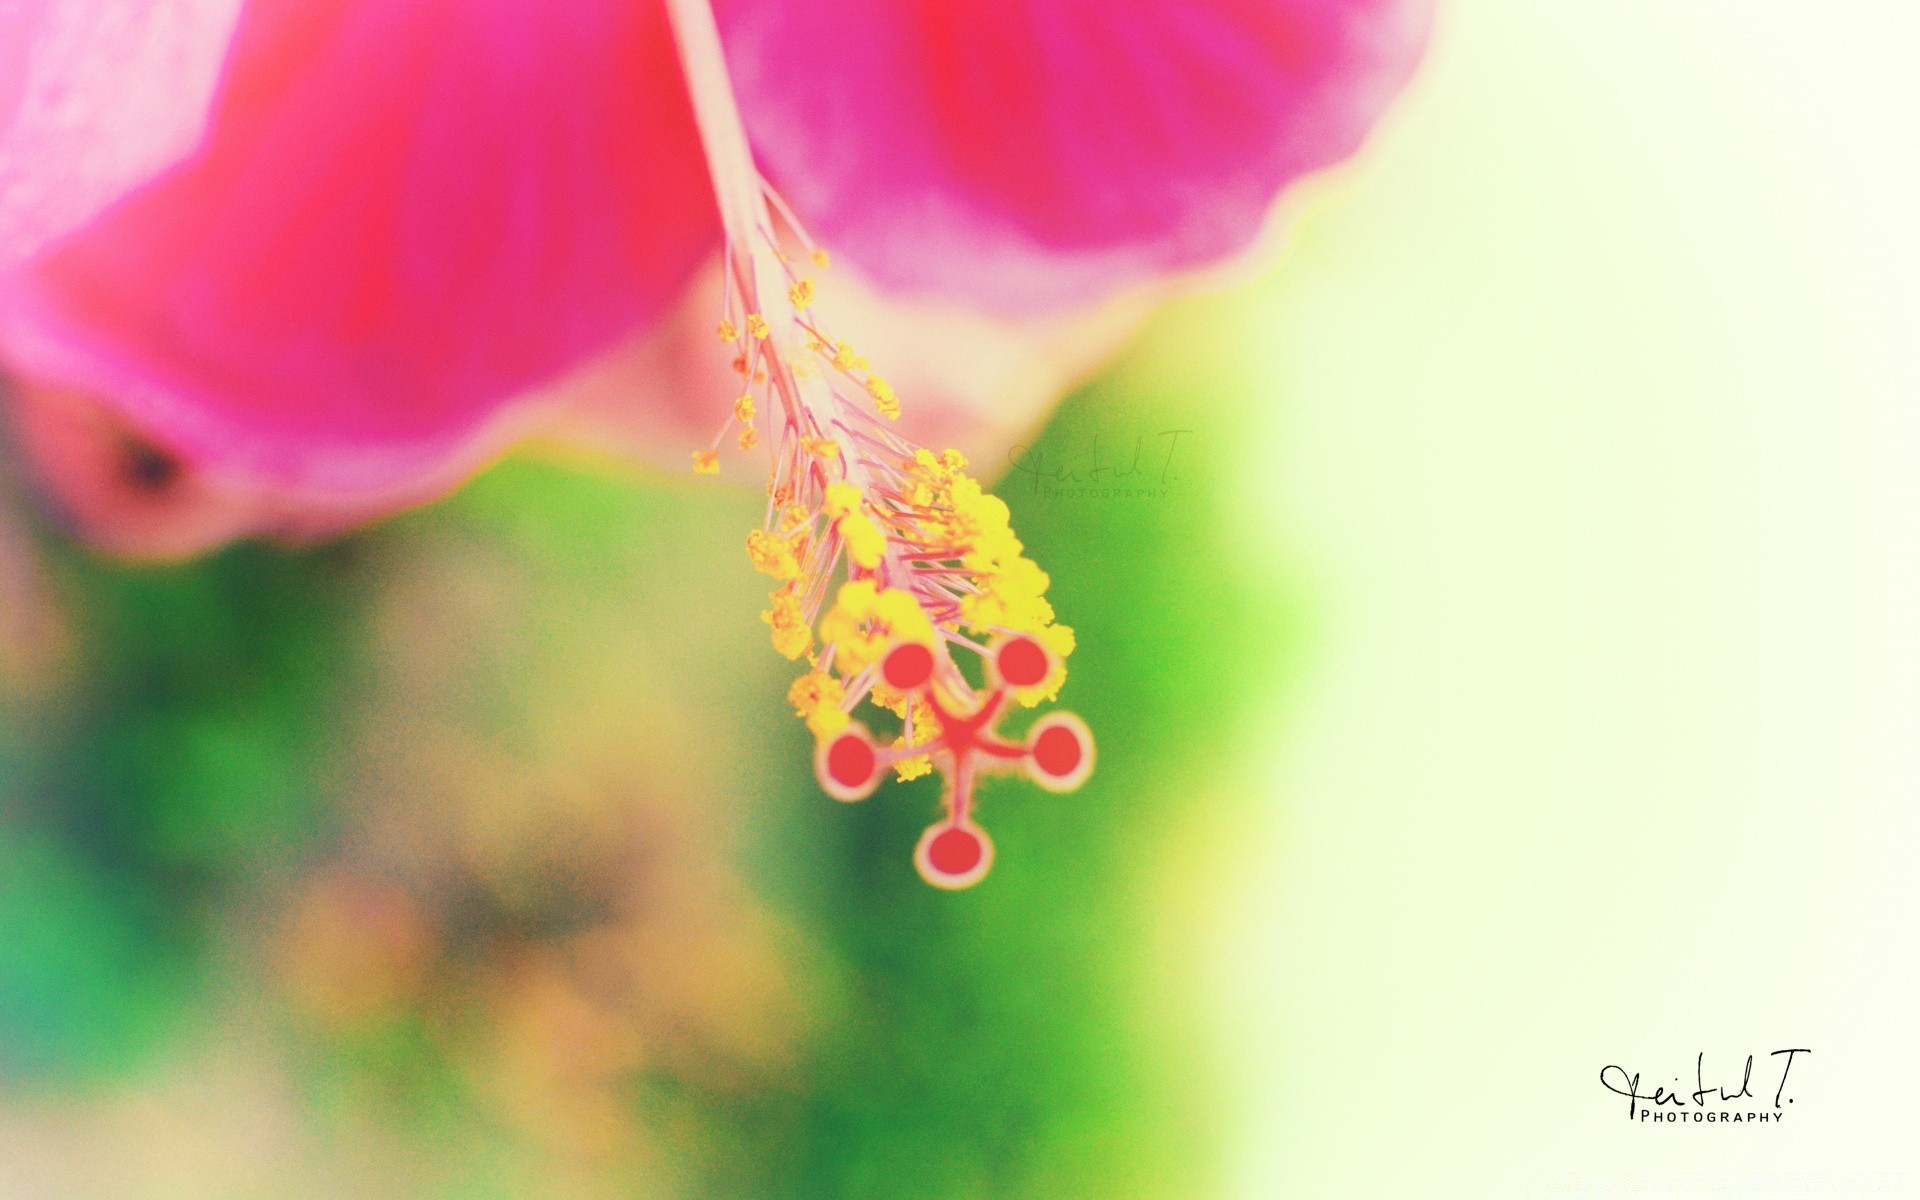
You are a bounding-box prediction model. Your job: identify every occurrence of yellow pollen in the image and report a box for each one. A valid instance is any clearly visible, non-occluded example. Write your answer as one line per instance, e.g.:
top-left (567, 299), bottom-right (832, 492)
top-left (733, 394), bottom-right (755, 423)
top-left (692, 449), bottom-right (720, 474)
top-left (787, 670), bottom-right (848, 738)
top-left (747, 528), bottom-right (804, 579)
top-left (716, 319), bottom-right (738, 343)
top-left (823, 482), bottom-right (862, 521)
top-left (789, 279), bottom-right (815, 310)
top-left (747, 313), bottom-right (770, 340)
top-left (738, 425), bottom-right (759, 450)
top-left (811, 248), bottom-right (830, 268)
top-left (762, 582), bottom-right (813, 660)
top-left (868, 374), bottom-right (900, 419)
top-left (801, 436), bottom-right (841, 460)
top-left (840, 512), bottom-right (885, 569)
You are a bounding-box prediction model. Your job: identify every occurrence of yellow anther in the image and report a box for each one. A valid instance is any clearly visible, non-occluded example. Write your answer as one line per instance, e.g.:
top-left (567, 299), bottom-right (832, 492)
top-left (692, 449), bottom-right (720, 474)
top-left (823, 482), bottom-right (862, 520)
top-left (841, 512), bottom-right (885, 569)
top-left (747, 528), bottom-right (803, 580)
top-left (801, 436), bottom-right (841, 460)
top-left (789, 279), bottom-right (815, 310)
top-left (894, 748), bottom-right (932, 781)
top-left (811, 248), bottom-right (830, 269)
top-left (762, 582), bottom-right (813, 659)
top-left (716, 319), bottom-right (738, 343)
top-left (733, 393), bottom-right (755, 423)
top-left (747, 313), bottom-right (769, 340)
top-left (868, 374), bottom-right (900, 419)
top-left (787, 670), bottom-right (847, 738)
top-left (738, 425), bottom-right (760, 450)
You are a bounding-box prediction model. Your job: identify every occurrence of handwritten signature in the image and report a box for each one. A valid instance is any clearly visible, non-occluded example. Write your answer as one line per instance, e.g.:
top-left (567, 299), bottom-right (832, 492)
top-left (1006, 429), bottom-right (1193, 496)
top-left (1599, 1049), bottom-right (1809, 1122)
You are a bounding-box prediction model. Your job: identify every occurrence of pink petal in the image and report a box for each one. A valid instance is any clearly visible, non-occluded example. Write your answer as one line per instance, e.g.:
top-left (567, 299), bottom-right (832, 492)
top-left (721, 0), bottom-right (1432, 311)
top-left (0, 0), bottom-right (241, 271)
top-left (0, 0), bottom-right (716, 509)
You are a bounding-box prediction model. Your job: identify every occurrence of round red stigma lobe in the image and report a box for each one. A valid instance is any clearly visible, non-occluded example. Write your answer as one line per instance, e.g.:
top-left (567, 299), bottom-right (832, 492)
top-left (826, 733), bottom-right (876, 788)
top-left (1033, 723), bottom-right (1082, 777)
top-left (914, 821), bottom-right (994, 889)
top-left (1024, 713), bottom-right (1094, 792)
top-left (929, 827), bottom-right (982, 875)
top-left (882, 642), bottom-right (935, 690)
top-left (995, 636), bottom-right (1050, 687)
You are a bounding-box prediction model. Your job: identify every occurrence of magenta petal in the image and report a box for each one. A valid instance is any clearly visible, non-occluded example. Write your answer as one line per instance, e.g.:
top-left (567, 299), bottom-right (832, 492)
top-left (1, 0), bottom-right (715, 502)
top-left (0, 0), bottom-right (241, 271)
top-left (722, 0), bottom-right (1431, 310)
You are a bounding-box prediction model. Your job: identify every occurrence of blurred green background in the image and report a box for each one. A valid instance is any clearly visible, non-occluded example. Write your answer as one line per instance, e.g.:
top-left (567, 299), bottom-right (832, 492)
top-left (0, 290), bottom-right (1289, 1196)
top-left (4, 1), bottom-right (1918, 1198)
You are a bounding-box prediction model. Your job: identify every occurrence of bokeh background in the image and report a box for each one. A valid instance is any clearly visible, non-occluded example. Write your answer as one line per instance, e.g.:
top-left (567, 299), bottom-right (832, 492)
top-left (2, 1), bottom-right (1917, 1198)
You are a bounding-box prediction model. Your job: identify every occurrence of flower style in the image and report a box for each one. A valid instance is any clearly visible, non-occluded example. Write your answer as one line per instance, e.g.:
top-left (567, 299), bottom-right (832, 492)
top-left (662, 0), bottom-right (1097, 884)
top-left (0, 0), bottom-right (1432, 882)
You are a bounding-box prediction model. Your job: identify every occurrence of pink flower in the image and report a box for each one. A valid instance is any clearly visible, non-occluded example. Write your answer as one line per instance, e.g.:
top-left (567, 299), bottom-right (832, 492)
top-left (0, 0), bottom-right (1430, 557)
top-left (2, 0), bottom-right (1429, 885)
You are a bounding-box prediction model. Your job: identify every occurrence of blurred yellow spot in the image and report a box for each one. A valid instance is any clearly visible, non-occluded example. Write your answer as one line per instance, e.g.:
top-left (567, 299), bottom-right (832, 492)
top-left (830, 340), bottom-right (866, 372)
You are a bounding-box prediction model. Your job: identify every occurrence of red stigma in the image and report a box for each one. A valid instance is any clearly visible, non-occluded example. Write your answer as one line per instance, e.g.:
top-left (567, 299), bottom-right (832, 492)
top-left (882, 642), bottom-right (935, 689)
top-left (814, 635), bottom-right (1094, 888)
top-left (995, 636), bottom-right (1049, 688)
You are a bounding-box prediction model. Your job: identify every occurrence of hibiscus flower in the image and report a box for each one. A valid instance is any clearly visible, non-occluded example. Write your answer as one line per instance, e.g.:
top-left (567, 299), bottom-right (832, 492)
top-left (0, 0), bottom-right (1430, 884)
